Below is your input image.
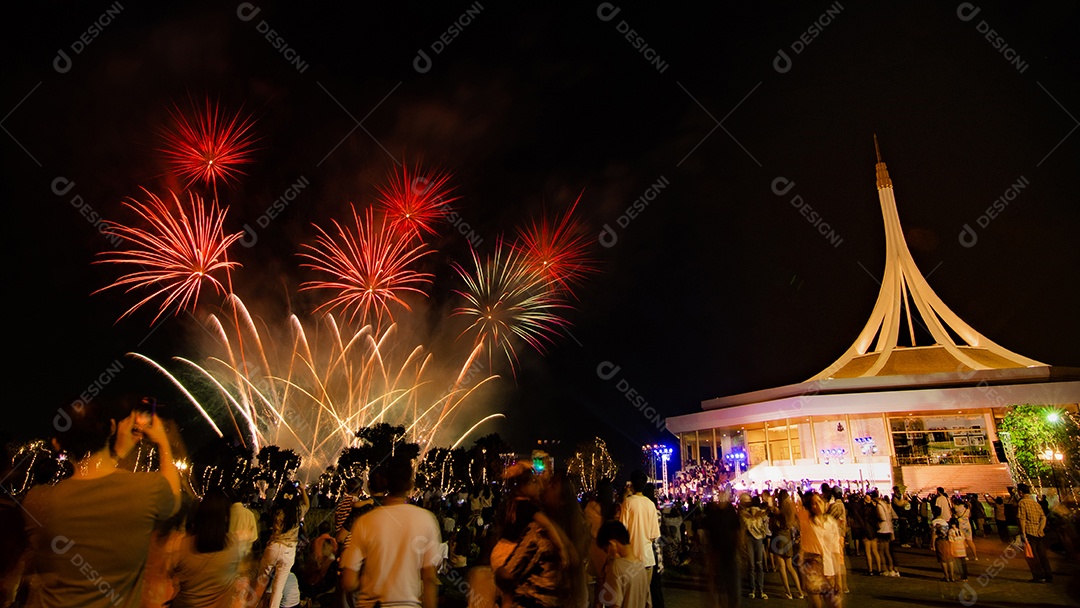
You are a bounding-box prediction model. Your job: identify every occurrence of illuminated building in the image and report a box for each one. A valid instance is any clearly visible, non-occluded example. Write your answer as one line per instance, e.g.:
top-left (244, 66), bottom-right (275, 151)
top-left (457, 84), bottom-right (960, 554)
top-left (667, 138), bottom-right (1080, 495)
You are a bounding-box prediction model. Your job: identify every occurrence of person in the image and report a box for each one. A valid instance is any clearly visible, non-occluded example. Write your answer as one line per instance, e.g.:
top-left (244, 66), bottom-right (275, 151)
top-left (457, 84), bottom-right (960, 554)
top-left (493, 463), bottom-right (566, 608)
top-left (797, 492), bottom-right (843, 608)
top-left (170, 492), bottom-right (244, 608)
top-left (596, 521), bottom-right (651, 608)
top-left (953, 497), bottom-right (977, 562)
top-left (823, 488), bottom-right (849, 593)
top-left (993, 496), bottom-right (1011, 544)
top-left (932, 487), bottom-right (953, 522)
top-left (22, 395), bottom-right (180, 608)
top-left (739, 494), bottom-right (770, 599)
top-left (340, 456), bottom-right (441, 608)
top-left (543, 472), bottom-right (590, 608)
top-left (641, 484), bottom-right (665, 608)
top-left (333, 478), bottom-right (363, 534)
top-left (701, 493), bottom-right (742, 608)
top-left (1016, 483), bottom-right (1052, 583)
top-left (932, 520), bottom-right (956, 582)
top-left (859, 493), bottom-right (881, 576)
top-left (585, 479), bottom-right (617, 594)
top-left (226, 488), bottom-right (258, 559)
top-left (769, 489), bottom-right (804, 599)
top-left (254, 480), bottom-right (310, 608)
top-left (619, 472), bottom-right (661, 587)
top-left (949, 519), bottom-right (969, 581)
top-left (969, 494), bottom-right (987, 538)
top-left (891, 488), bottom-right (910, 546)
top-left (303, 521), bottom-right (339, 592)
top-left (871, 491), bottom-right (898, 576)
top-left (279, 571), bottom-right (301, 608)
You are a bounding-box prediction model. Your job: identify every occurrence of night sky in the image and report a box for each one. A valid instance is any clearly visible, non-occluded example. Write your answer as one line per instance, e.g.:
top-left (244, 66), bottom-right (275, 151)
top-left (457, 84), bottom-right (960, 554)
top-left (5, 1), bottom-right (1078, 472)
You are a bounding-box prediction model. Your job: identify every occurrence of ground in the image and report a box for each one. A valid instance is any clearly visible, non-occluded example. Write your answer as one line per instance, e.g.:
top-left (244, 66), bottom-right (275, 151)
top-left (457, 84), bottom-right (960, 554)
top-left (661, 535), bottom-right (1079, 608)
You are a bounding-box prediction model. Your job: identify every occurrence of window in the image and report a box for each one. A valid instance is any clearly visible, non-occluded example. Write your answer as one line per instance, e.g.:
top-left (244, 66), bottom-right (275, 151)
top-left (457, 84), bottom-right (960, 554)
top-left (890, 413), bottom-right (991, 465)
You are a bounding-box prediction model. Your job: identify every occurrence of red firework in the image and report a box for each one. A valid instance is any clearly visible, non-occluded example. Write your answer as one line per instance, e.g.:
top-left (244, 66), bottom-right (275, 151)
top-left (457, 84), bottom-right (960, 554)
top-left (514, 193), bottom-right (596, 297)
top-left (300, 206), bottom-right (434, 326)
top-left (96, 189), bottom-right (243, 324)
top-left (160, 98), bottom-right (258, 190)
top-left (453, 239), bottom-right (571, 372)
top-left (376, 164), bottom-right (459, 238)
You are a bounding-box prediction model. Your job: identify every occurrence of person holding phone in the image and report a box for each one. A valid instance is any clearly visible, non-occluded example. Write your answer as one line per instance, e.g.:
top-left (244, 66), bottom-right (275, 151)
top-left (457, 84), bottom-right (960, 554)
top-left (22, 395), bottom-right (180, 608)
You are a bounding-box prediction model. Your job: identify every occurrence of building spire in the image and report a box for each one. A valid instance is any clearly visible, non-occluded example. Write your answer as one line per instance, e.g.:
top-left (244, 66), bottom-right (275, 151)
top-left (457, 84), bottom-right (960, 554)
top-left (874, 134), bottom-right (892, 190)
top-left (808, 140), bottom-right (1043, 381)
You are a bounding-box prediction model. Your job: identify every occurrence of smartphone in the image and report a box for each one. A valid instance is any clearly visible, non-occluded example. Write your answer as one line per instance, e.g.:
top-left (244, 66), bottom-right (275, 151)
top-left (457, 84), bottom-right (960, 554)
top-left (135, 397), bottom-right (156, 427)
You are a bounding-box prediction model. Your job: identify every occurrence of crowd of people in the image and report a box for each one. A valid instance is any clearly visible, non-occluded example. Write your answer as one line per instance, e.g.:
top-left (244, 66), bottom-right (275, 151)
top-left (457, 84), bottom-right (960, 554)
top-left (657, 479), bottom-right (1077, 605)
top-left (0, 396), bottom-right (676, 608)
top-left (1, 396), bottom-right (1076, 608)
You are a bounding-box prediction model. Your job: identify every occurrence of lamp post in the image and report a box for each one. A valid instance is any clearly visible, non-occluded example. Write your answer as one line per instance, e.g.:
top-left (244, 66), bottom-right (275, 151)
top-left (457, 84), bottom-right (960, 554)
top-left (1039, 447), bottom-right (1064, 499)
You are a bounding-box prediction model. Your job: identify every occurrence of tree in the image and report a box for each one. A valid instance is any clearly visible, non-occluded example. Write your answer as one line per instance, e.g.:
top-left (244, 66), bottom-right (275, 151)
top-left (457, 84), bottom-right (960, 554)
top-left (566, 437), bottom-right (620, 495)
top-left (998, 404), bottom-right (1079, 490)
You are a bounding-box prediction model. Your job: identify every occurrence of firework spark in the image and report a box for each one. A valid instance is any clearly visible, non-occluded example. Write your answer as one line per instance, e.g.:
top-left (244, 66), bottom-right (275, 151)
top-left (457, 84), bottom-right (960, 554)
top-left (133, 296), bottom-right (498, 477)
top-left (95, 189), bottom-right (243, 323)
top-left (376, 164), bottom-right (459, 238)
top-left (299, 206), bottom-right (434, 327)
top-left (515, 192), bottom-right (596, 297)
top-left (453, 239), bottom-right (571, 372)
top-left (160, 99), bottom-right (258, 190)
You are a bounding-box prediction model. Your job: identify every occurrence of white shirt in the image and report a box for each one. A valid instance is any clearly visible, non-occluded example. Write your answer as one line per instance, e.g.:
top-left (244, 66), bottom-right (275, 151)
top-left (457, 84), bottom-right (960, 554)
top-left (598, 556), bottom-right (652, 608)
top-left (798, 509), bottom-right (842, 576)
top-left (619, 494), bottom-right (661, 568)
top-left (934, 495), bottom-right (953, 521)
top-left (280, 572), bottom-right (300, 607)
top-left (341, 504), bottom-right (442, 608)
top-left (229, 502), bottom-right (258, 556)
top-left (876, 501), bottom-right (894, 534)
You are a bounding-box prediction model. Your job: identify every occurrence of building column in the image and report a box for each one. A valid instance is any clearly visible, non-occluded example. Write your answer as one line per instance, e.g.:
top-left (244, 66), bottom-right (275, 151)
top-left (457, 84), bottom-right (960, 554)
top-left (679, 433), bottom-right (686, 467)
top-left (694, 430), bottom-right (700, 464)
top-left (810, 417), bottom-right (819, 464)
top-left (882, 413), bottom-right (896, 464)
top-left (984, 411), bottom-right (999, 463)
top-left (846, 414), bottom-right (856, 462)
top-left (763, 420), bottom-right (771, 464)
top-left (786, 418), bottom-right (794, 464)
top-left (712, 428), bottom-right (718, 462)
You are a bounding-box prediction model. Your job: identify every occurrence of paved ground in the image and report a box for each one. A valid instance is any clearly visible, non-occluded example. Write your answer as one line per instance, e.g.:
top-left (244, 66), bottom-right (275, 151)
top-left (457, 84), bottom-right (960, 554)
top-left (660, 535), bottom-right (1079, 608)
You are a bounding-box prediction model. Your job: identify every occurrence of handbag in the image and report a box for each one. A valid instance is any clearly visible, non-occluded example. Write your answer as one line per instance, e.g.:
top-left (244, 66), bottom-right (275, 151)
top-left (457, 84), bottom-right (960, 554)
top-left (1023, 537), bottom-right (1034, 559)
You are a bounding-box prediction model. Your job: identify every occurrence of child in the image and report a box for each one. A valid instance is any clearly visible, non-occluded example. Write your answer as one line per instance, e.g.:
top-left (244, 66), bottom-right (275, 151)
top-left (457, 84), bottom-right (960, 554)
top-left (948, 521), bottom-right (968, 581)
top-left (597, 521), bottom-right (652, 608)
top-left (933, 519), bottom-right (955, 582)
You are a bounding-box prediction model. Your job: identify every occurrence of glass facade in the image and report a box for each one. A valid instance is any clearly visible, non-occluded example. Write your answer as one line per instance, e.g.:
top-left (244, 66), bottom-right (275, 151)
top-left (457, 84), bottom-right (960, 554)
top-left (889, 413), bottom-right (992, 465)
top-left (678, 410), bottom-right (998, 468)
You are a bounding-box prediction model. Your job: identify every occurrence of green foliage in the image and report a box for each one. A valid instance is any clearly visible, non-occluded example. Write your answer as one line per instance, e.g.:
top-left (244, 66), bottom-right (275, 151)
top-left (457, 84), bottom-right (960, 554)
top-left (999, 404), bottom-right (1079, 488)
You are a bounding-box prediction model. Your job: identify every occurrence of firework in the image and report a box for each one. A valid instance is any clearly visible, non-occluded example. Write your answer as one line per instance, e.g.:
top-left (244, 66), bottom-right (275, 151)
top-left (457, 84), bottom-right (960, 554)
top-left (299, 206), bottom-right (434, 327)
top-left (453, 239), bottom-right (572, 373)
top-left (160, 98), bottom-right (258, 190)
top-left (515, 192), bottom-right (597, 297)
top-left (131, 296), bottom-right (498, 478)
top-left (377, 164), bottom-right (459, 238)
top-left (95, 189), bottom-right (243, 324)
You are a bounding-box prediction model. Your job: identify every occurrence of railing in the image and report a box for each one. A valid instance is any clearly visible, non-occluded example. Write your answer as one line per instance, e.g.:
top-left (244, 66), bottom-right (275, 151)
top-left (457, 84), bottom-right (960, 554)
top-left (894, 454), bottom-right (995, 466)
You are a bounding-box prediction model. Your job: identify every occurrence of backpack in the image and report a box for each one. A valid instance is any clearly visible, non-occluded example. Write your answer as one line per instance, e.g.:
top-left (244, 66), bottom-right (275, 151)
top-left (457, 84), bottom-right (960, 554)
top-left (931, 498), bottom-right (942, 518)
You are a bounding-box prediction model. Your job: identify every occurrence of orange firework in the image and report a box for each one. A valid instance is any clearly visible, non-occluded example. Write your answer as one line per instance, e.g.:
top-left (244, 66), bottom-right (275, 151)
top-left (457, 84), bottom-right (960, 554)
top-left (96, 189), bottom-right (243, 324)
top-left (160, 98), bottom-right (258, 190)
top-left (376, 164), bottom-right (459, 238)
top-left (299, 206), bottom-right (434, 327)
